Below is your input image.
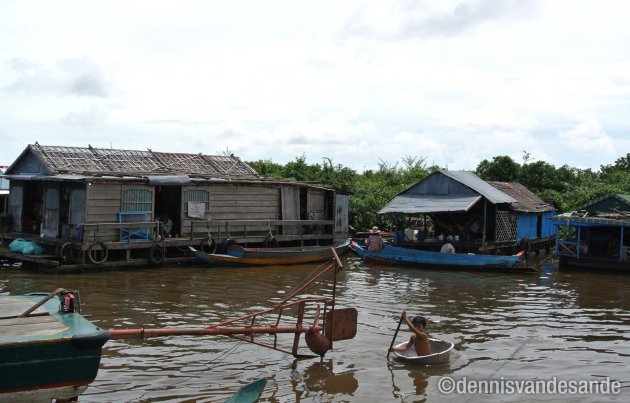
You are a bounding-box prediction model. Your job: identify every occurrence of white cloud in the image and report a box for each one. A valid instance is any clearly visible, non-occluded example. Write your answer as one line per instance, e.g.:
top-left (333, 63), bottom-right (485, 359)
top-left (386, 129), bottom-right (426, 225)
top-left (1, 0), bottom-right (630, 172)
top-left (559, 120), bottom-right (615, 155)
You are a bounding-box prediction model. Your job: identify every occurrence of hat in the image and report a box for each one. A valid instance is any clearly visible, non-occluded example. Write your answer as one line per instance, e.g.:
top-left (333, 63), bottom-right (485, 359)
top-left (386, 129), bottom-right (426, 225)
top-left (446, 235), bottom-right (453, 242)
top-left (371, 226), bottom-right (381, 233)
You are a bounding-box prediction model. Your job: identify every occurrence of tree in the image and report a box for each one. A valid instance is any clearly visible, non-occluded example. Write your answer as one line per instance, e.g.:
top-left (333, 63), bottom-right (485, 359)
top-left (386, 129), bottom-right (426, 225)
top-left (520, 161), bottom-right (563, 193)
top-left (601, 153), bottom-right (630, 174)
top-left (475, 156), bottom-right (521, 182)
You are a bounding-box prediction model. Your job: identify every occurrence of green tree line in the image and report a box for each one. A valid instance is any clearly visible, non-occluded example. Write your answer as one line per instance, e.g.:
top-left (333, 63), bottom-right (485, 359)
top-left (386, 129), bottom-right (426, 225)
top-left (247, 153), bottom-right (630, 233)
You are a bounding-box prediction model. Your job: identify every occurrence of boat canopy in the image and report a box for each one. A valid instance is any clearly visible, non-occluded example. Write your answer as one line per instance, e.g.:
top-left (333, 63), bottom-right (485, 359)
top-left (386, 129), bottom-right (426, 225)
top-left (378, 194), bottom-right (482, 214)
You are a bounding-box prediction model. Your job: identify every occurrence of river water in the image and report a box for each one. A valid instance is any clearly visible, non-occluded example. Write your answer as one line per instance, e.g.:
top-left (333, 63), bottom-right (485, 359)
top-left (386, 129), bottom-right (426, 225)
top-left (1, 254), bottom-right (629, 402)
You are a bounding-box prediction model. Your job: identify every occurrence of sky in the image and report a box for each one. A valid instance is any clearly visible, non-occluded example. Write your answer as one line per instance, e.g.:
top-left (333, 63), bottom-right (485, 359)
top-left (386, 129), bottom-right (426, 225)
top-left (1, 0), bottom-right (629, 173)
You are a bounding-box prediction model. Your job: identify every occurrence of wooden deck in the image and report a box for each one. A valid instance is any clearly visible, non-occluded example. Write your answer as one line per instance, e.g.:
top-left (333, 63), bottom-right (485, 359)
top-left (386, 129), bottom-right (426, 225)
top-left (0, 218), bottom-right (341, 272)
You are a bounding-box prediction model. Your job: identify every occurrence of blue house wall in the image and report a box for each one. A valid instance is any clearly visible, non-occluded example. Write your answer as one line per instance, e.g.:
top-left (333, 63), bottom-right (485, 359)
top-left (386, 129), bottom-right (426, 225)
top-left (541, 211), bottom-right (557, 237)
top-left (516, 211), bottom-right (557, 240)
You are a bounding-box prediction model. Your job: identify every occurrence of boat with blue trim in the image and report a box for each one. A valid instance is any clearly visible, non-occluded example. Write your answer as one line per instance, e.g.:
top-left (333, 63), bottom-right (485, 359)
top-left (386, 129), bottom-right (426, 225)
top-left (350, 241), bottom-right (535, 272)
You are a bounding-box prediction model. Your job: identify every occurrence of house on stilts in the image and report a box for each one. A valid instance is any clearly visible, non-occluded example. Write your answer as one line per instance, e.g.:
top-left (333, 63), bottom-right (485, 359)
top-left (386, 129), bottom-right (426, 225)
top-left (552, 193), bottom-right (630, 272)
top-left (0, 144), bottom-right (349, 272)
top-left (379, 170), bottom-right (557, 255)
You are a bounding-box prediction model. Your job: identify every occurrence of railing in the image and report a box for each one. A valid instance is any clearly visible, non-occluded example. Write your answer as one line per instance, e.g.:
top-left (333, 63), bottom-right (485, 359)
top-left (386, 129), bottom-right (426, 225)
top-left (188, 219), bottom-right (335, 246)
top-left (558, 240), bottom-right (578, 257)
top-left (79, 219), bottom-right (335, 247)
top-left (82, 221), bottom-right (161, 246)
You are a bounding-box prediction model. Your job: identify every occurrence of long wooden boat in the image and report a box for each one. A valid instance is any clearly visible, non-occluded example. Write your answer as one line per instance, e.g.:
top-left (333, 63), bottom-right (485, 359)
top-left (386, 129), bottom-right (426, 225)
top-left (350, 241), bottom-right (535, 272)
top-left (0, 289), bottom-right (110, 402)
top-left (392, 338), bottom-right (454, 365)
top-left (189, 240), bottom-right (349, 267)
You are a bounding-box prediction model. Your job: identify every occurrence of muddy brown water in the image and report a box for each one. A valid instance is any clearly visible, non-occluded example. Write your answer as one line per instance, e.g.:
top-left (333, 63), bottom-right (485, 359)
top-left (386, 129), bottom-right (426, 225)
top-left (1, 254), bottom-right (629, 402)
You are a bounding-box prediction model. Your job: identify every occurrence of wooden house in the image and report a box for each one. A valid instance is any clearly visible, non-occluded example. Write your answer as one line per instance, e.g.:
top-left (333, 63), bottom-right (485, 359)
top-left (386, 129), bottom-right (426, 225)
top-left (552, 194), bottom-right (630, 272)
top-left (378, 170), bottom-right (556, 254)
top-left (0, 144), bottom-right (349, 271)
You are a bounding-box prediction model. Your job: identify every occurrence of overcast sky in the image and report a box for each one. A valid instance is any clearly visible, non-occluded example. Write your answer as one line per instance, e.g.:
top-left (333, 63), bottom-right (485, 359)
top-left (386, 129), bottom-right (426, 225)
top-left (1, 0), bottom-right (629, 172)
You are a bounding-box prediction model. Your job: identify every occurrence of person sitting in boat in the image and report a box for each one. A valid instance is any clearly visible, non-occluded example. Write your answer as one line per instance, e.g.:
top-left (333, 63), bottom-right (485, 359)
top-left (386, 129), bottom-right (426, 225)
top-left (440, 235), bottom-right (455, 253)
top-left (389, 312), bottom-right (432, 356)
top-left (365, 226), bottom-right (385, 252)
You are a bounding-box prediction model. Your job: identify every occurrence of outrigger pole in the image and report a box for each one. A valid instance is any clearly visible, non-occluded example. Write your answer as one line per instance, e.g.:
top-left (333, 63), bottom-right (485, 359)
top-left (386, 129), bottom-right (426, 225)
top-left (108, 248), bottom-right (357, 358)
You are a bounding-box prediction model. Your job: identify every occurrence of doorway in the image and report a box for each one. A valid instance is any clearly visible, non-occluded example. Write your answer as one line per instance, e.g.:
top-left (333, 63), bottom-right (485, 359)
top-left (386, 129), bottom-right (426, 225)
top-left (154, 186), bottom-right (181, 237)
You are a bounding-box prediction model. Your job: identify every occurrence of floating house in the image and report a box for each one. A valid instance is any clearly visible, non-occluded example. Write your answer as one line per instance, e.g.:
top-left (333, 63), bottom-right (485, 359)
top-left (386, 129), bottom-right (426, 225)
top-left (552, 194), bottom-right (630, 272)
top-left (379, 170), bottom-right (556, 254)
top-left (0, 144), bottom-right (349, 271)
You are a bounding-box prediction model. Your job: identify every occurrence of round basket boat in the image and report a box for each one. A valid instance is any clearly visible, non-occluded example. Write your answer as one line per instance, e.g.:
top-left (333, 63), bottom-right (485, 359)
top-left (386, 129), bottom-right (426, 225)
top-left (393, 338), bottom-right (454, 365)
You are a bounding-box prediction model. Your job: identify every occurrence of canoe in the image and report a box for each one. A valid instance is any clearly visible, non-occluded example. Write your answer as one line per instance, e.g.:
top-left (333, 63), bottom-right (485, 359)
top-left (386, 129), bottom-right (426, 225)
top-left (225, 378), bottom-right (267, 403)
top-left (0, 289), bottom-right (110, 402)
top-left (189, 240), bottom-right (349, 267)
top-left (350, 241), bottom-right (535, 272)
top-left (393, 338), bottom-right (454, 365)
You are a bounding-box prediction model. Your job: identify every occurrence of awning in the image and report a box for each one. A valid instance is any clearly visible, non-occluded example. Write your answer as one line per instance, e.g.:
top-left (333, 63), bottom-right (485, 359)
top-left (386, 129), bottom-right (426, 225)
top-left (378, 194), bottom-right (482, 214)
top-left (145, 175), bottom-right (191, 185)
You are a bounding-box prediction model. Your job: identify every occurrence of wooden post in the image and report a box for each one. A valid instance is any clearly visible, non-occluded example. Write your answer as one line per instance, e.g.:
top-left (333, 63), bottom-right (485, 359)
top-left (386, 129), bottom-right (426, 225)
top-left (482, 200), bottom-right (487, 249)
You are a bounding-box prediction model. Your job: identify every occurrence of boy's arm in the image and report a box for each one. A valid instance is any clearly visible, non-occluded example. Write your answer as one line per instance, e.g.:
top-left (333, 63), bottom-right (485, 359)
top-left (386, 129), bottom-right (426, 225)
top-left (389, 335), bottom-right (415, 352)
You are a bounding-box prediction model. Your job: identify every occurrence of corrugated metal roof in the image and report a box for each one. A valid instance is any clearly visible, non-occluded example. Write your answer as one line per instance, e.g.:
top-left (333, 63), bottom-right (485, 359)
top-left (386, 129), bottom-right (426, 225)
top-left (441, 171), bottom-right (516, 204)
top-left (487, 181), bottom-right (555, 213)
top-left (553, 213), bottom-right (630, 227)
top-left (7, 143), bottom-right (260, 179)
top-left (378, 194), bottom-right (482, 214)
top-left (575, 193), bottom-right (630, 211)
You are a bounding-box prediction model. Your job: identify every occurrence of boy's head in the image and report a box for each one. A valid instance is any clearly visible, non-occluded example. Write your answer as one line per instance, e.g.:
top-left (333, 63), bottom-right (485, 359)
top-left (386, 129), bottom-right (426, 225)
top-left (411, 316), bottom-right (427, 328)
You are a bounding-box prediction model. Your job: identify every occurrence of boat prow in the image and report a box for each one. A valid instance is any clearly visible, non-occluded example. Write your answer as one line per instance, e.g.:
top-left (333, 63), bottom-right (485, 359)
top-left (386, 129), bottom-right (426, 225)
top-left (0, 289), bottom-right (110, 402)
top-left (393, 338), bottom-right (454, 365)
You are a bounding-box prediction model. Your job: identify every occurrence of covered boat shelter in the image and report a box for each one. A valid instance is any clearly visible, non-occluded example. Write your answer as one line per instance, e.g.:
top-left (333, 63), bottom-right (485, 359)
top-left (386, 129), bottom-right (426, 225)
top-left (379, 170), bottom-right (555, 254)
top-left (553, 194), bottom-right (630, 272)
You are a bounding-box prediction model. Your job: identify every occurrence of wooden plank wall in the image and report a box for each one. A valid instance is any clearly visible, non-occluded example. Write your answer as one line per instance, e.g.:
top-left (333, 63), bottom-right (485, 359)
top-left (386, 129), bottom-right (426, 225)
top-left (85, 183), bottom-right (154, 242)
top-left (181, 183), bottom-right (281, 237)
top-left (281, 186), bottom-right (300, 235)
top-left (307, 189), bottom-right (325, 219)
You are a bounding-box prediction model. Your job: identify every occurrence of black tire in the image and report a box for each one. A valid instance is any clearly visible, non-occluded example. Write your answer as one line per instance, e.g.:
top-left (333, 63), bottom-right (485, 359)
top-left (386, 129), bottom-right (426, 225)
top-left (148, 244), bottom-right (165, 265)
top-left (87, 242), bottom-right (108, 264)
top-left (200, 237), bottom-right (217, 254)
top-left (219, 239), bottom-right (237, 254)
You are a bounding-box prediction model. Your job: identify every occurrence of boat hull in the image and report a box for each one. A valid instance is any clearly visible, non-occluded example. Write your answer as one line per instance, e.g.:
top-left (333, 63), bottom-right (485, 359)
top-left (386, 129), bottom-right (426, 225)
top-left (191, 242), bottom-right (349, 267)
top-left (0, 294), bottom-right (109, 402)
top-left (393, 338), bottom-right (454, 365)
top-left (351, 243), bottom-right (533, 272)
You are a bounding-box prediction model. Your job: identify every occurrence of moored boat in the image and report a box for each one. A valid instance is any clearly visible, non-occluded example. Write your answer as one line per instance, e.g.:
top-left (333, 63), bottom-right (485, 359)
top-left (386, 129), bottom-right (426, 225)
top-left (350, 241), bottom-right (535, 272)
top-left (226, 378), bottom-right (267, 403)
top-left (189, 240), bottom-right (349, 267)
top-left (0, 289), bottom-right (110, 402)
top-left (392, 338), bottom-right (454, 365)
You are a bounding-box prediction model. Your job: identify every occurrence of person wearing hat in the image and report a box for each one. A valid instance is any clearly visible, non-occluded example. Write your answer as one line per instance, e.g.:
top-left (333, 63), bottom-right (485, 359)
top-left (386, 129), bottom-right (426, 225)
top-left (366, 226), bottom-right (385, 253)
top-left (440, 235), bottom-right (456, 254)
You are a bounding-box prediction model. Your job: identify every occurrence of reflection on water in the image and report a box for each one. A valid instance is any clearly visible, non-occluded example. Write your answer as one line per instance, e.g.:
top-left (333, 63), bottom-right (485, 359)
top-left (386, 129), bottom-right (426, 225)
top-left (1, 255), bottom-right (629, 402)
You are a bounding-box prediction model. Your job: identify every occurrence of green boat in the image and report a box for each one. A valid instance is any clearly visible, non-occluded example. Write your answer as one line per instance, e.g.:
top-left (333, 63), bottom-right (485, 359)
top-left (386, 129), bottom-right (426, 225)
top-left (0, 289), bottom-right (110, 402)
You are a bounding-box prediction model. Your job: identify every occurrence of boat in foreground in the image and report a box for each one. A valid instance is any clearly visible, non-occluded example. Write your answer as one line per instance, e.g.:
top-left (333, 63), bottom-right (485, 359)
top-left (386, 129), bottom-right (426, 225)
top-left (0, 289), bottom-right (110, 402)
top-left (350, 241), bottom-right (535, 272)
top-left (0, 248), bottom-right (357, 401)
top-left (392, 338), bottom-right (454, 365)
top-left (189, 240), bottom-right (349, 266)
top-left (226, 378), bottom-right (267, 403)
